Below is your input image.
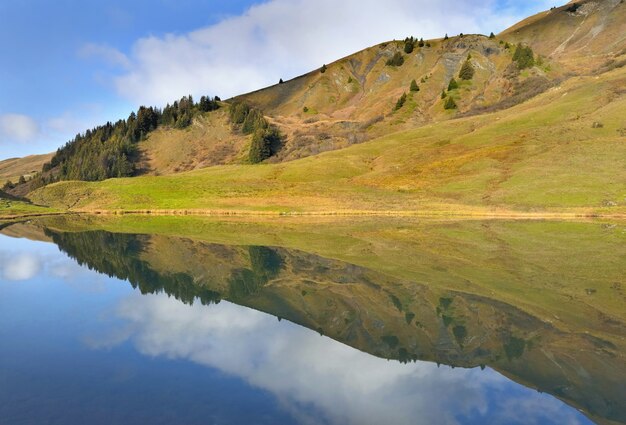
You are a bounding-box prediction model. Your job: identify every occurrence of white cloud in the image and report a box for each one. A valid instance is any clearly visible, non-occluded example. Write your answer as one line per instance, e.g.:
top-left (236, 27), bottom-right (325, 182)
top-left (0, 114), bottom-right (40, 143)
top-left (88, 0), bottom-right (556, 105)
top-left (79, 43), bottom-right (131, 69)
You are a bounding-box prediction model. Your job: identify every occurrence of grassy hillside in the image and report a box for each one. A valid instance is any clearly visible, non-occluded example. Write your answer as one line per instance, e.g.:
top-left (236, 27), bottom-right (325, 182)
top-left (502, 0), bottom-right (626, 73)
top-left (29, 66), bottom-right (626, 216)
top-left (0, 153), bottom-right (53, 184)
top-left (235, 35), bottom-right (556, 162)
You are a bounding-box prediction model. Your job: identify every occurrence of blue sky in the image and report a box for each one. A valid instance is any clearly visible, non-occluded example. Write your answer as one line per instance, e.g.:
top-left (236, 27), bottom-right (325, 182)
top-left (0, 0), bottom-right (555, 159)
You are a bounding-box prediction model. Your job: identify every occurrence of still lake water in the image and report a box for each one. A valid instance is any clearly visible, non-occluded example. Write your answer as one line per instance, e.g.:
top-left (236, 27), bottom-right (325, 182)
top-left (0, 218), bottom-right (624, 425)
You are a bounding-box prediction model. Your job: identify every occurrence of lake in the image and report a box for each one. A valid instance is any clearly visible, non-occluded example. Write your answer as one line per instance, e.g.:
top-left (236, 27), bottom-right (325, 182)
top-left (0, 216), bottom-right (624, 425)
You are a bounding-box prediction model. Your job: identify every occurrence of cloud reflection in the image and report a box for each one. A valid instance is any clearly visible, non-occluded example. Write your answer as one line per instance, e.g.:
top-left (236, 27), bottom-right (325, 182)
top-left (1, 253), bottom-right (41, 281)
top-left (0, 234), bottom-right (105, 290)
top-left (95, 293), bottom-right (586, 425)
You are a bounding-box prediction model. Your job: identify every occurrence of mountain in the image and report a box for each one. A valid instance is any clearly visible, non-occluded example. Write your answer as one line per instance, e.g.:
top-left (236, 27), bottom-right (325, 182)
top-left (2, 0), bottom-right (626, 216)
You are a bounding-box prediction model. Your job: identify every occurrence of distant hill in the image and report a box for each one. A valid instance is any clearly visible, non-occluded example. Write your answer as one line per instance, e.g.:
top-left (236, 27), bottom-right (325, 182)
top-left (0, 153), bottom-right (53, 185)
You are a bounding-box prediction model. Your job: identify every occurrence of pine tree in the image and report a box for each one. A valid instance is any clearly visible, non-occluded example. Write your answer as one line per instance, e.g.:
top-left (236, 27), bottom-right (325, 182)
top-left (386, 52), bottom-right (405, 67)
top-left (321, 64), bottom-right (327, 74)
top-left (404, 38), bottom-right (415, 54)
top-left (489, 32), bottom-right (495, 39)
top-left (444, 34), bottom-right (449, 41)
top-left (448, 78), bottom-right (459, 91)
top-left (394, 93), bottom-right (407, 111)
top-left (249, 129), bottom-right (271, 164)
top-left (410, 80), bottom-right (420, 92)
top-left (459, 60), bottom-right (475, 80)
top-left (441, 90), bottom-right (447, 99)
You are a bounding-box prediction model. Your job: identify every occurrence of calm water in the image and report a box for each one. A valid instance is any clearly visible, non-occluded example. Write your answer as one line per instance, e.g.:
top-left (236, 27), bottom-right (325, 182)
top-left (0, 219), bottom-right (624, 425)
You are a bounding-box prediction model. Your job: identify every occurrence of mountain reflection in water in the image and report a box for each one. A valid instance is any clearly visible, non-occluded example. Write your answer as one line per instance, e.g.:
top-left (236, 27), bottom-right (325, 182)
top-left (0, 218), bottom-right (624, 425)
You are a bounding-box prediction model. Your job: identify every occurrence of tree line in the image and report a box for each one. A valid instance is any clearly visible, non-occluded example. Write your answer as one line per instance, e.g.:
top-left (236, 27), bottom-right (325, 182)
top-left (33, 95), bottom-right (220, 185)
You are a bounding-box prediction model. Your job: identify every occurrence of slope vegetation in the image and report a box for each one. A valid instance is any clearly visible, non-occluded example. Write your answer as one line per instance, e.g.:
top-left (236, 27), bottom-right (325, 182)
top-left (29, 66), bottom-right (626, 216)
top-left (502, 0), bottom-right (626, 73)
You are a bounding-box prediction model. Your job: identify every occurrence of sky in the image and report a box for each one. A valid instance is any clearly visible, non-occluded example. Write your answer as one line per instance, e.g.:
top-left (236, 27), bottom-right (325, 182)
top-left (0, 0), bottom-right (557, 159)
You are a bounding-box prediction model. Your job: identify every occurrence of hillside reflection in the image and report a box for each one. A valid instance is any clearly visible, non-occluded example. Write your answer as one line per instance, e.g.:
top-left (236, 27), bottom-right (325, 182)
top-left (3, 218), bottom-right (625, 425)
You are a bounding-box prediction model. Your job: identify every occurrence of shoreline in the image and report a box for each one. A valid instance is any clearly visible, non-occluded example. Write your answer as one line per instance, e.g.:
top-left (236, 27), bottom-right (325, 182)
top-left (2, 208), bottom-right (625, 221)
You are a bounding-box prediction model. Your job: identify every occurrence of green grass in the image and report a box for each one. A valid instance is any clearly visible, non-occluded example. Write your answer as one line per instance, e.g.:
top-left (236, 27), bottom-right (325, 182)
top-left (0, 198), bottom-right (57, 218)
top-left (29, 69), bottom-right (626, 217)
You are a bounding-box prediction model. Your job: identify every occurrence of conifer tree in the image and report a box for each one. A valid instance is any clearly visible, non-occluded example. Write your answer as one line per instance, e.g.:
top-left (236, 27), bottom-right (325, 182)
top-left (410, 80), bottom-right (420, 92)
top-left (249, 129), bottom-right (271, 163)
top-left (512, 43), bottom-right (535, 69)
top-left (404, 37), bottom-right (415, 54)
top-left (394, 93), bottom-right (407, 111)
top-left (448, 78), bottom-right (459, 91)
top-left (444, 96), bottom-right (457, 110)
top-left (386, 52), bottom-right (405, 67)
top-left (459, 59), bottom-right (475, 80)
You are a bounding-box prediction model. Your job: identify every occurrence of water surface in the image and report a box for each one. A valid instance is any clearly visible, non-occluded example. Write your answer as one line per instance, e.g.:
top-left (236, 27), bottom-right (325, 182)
top-left (0, 218), bottom-right (624, 425)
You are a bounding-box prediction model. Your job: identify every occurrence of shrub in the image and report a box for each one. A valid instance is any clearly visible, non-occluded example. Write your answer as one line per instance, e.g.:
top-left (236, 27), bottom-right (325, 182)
top-left (444, 97), bottom-right (457, 110)
top-left (386, 52), bottom-right (405, 67)
top-left (566, 3), bottom-right (580, 13)
top-left (448, 78), bottom-right (459, 91)
top-left (513, 43), bottom-right (535, 69)
top-left (303, 106), bottom-right (309, 113)
top-left (410, 79), bottom-right (420, 92)
top-left (441, 90), bottom-right (447, 99)
top-left (321, 64), bottom-right (327, 73)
